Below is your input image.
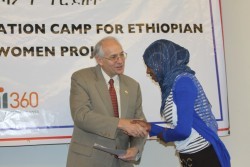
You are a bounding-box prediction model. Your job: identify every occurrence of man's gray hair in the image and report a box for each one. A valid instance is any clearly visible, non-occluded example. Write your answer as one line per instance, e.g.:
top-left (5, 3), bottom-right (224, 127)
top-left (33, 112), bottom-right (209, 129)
top-left (91, 36), bottom-right (120, 58)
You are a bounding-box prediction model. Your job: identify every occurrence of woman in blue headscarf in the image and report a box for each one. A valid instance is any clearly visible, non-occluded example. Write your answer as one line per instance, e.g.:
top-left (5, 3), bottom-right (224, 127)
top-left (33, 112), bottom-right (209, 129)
top-left (141, 39), bottom-right (230, 167)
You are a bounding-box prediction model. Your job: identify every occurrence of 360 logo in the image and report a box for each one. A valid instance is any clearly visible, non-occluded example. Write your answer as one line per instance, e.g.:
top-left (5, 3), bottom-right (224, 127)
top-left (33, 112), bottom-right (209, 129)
top-left (0, 87), bottom-right (39, 109)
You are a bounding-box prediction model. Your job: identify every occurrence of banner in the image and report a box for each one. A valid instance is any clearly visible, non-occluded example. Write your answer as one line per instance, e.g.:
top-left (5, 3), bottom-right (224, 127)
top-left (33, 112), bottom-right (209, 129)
top-left (0, 0), bottom-right (229, 146)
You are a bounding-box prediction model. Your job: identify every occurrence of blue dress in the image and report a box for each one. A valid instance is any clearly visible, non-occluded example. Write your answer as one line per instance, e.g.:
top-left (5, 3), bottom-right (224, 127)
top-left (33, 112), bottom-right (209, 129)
top-left (149, 73), bottom-right (231, 167)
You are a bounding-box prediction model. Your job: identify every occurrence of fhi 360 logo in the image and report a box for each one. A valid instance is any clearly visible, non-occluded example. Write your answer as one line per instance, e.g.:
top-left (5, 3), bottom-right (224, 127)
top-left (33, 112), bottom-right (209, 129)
top-left (0, 87), bottom-right (39, 109)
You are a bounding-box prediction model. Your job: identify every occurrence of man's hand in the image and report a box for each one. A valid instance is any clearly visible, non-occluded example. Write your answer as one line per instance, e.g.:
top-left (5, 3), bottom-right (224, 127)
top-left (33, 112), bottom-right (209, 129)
top-left (118, 119), bottom-right (148, 137)
top-left (131, 120), bottom-right (151, 132)
top-left (118, 147), bottom-right (139, 161)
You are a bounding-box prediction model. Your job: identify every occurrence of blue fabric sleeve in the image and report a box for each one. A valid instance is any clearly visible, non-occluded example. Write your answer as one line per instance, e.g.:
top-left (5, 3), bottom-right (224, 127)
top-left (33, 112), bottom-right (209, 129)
top-left (149, 76), bottom-right (198, 142)
top-left (149, 123), bottom-right (165, 137)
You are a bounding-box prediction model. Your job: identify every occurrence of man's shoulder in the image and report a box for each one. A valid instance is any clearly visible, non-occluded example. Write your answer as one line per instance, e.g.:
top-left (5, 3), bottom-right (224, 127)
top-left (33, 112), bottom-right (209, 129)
top-left (120, 74), bottom-right (139, 85)
top-left (70, 66), bottom-right (99, 83)
top-left (72, 66), bottom-right (96, 76)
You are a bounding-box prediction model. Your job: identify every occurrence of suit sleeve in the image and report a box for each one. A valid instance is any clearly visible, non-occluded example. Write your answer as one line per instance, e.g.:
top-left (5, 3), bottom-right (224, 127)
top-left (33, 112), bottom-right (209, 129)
top-left (129, 83), bottom-right (147, 157)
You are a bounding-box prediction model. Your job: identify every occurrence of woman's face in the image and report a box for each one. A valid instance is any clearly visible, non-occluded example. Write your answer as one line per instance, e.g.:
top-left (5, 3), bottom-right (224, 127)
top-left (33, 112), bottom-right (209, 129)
top-left (146, 66), bottom-right (157, 82)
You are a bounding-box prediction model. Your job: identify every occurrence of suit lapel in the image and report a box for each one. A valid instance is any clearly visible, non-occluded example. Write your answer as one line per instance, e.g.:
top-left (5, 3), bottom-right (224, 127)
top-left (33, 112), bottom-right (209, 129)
top-left (119, 75), bottom-right (129, 118)
top-left (94, 65), bottom-right (114, 116)
top-left (94, 66), bottom-right (129, 118)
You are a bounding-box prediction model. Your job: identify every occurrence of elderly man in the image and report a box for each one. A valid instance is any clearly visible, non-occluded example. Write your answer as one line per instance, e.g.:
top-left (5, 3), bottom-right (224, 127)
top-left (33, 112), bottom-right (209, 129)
top-left (66, 36), bottom-right (148, 167)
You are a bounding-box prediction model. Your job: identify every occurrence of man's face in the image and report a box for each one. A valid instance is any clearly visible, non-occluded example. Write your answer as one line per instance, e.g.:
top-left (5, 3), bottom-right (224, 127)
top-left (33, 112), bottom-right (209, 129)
top-left (96, 39), bottom-right (125, 77)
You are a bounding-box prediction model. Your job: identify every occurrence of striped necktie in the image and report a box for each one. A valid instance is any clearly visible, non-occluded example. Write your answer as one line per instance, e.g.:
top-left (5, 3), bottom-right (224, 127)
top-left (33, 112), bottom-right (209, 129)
top-left (109, 79), bottom-right (119, 117)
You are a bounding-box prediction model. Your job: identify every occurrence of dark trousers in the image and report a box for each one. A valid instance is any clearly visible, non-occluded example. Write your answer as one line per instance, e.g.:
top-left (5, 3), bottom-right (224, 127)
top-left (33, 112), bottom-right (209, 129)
top-left (179, 145), bottom-right (221, 167)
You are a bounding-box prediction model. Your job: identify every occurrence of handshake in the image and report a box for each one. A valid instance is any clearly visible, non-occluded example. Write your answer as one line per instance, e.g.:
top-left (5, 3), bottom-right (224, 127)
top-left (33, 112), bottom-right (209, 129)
top-left (131, 120), bottom-right (151, 132)
top-left (118, 119), bottom-right (151, 137)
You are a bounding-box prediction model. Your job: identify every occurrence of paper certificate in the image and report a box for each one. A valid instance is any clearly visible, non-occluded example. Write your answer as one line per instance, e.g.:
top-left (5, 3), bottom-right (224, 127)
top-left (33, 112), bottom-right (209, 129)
top-left (93, 143), bottom-right (127, 156)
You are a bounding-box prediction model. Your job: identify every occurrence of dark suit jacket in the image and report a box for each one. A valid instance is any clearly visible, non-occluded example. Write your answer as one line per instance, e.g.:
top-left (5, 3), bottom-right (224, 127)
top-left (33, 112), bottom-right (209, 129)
top-left (66, 65), bottom-right (146, 167)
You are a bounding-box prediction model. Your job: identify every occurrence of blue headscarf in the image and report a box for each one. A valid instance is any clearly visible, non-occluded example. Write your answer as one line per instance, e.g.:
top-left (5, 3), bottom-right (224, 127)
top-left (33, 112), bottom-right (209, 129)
top-left (143, 39), bottom-right (195, 114)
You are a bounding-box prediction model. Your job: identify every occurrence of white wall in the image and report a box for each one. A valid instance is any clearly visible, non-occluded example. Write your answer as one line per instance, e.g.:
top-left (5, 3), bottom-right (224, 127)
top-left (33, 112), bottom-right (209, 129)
top-left (219, 0), bottom-right (250, 166)
top-left (1, 0), bottom-right (250, 166)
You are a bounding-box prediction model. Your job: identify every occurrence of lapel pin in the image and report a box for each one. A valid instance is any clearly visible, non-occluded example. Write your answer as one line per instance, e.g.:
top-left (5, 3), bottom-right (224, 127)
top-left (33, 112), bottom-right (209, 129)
top-left (124, 90), bottom-right (128, 94)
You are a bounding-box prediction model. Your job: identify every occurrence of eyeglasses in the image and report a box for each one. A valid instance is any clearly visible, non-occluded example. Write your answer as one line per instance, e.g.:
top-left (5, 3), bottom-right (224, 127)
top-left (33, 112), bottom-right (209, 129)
top-left (103, 52), bottom-right (127, 62)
